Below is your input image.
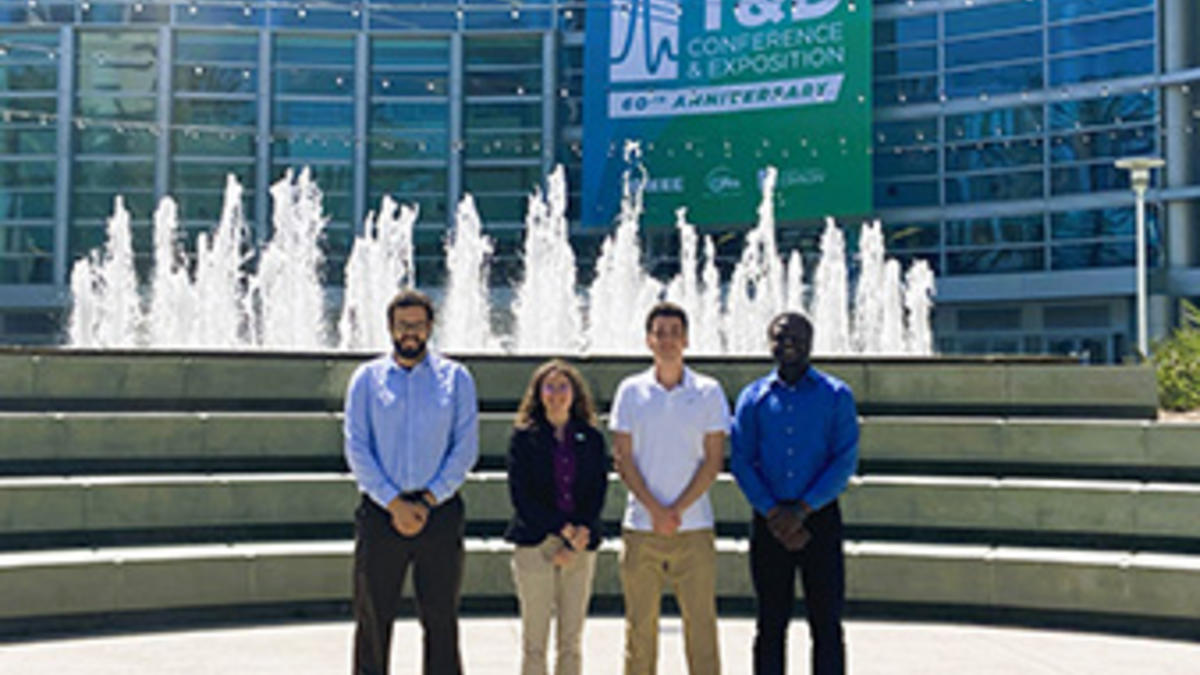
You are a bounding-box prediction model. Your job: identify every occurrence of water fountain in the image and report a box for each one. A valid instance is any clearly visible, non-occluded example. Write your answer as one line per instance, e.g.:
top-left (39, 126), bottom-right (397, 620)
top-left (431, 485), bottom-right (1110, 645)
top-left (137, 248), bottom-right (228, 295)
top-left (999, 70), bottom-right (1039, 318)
top-left (66, 152), bottom-right (937, 356)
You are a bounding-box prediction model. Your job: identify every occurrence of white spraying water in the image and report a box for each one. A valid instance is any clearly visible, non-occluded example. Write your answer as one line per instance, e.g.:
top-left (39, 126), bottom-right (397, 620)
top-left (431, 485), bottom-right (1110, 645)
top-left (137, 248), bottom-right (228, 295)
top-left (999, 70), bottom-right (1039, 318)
top-left (784, 249), bottom-right (805, 314)
top-left (811, 218), bottom-right (850, 355)
top-left (511, 165), bottom-right (584, 354)
top-left (665, 207), bottom-right (719, 354)
top-left (146, 196), bottom-right (194, 347)
top-left (724, 167), bottom-right (785, 354)
top-left (68, 161), bottom-right (937, 356)
top-left (879, 259), bottom-right (906, 355)
top-left (851, 220), bottom-right (886, 354)
top-left (585, 141), bottom-right (663, 354)
top-left (253, 168), bottom-right (328, 350)
top-left (338, 195), bottom-right (418, 351)
top-left (904, 260), bottom-right (937, 355)
top-left (68, 196), bottom-right (142, 348)
top-left (440, 194), bottom-right (496, 353)
top-left (193, 175), bottom-right (251, 349)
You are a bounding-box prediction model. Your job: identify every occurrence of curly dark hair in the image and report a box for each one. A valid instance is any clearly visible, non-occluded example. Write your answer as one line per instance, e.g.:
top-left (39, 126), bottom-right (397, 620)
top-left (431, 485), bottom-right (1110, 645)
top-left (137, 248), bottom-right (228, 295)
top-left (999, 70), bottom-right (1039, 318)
top-left (514, 359), bottom-right (598, 430)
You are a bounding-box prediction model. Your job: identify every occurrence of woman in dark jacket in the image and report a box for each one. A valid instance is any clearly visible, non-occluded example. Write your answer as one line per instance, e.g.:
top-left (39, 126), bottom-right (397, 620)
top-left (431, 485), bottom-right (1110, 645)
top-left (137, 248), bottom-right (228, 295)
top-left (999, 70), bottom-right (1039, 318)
top-left (505, 358), bottom-right (608, 675)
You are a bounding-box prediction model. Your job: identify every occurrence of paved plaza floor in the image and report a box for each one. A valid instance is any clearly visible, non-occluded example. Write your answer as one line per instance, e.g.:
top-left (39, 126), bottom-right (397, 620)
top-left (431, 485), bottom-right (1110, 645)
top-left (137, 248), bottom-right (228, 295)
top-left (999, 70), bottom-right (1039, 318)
top-left (1, 617), bottom-right (1198, 674)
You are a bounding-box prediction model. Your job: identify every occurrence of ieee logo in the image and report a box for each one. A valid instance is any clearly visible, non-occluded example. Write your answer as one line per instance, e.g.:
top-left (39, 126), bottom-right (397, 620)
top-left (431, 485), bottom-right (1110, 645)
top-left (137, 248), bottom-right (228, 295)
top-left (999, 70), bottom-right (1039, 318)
top-left (609, 0), bottom-right (679, 83)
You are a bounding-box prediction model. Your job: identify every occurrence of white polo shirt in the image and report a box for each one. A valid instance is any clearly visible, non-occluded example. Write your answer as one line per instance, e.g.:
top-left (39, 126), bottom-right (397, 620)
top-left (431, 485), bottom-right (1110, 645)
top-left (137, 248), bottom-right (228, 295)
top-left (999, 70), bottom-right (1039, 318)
top-left (609, 366), bottom-right (731, 532)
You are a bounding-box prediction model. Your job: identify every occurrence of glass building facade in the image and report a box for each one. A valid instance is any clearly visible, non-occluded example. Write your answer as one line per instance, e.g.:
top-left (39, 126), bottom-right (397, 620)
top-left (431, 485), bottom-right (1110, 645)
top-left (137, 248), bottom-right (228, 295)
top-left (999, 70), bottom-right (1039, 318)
top-left (0, 0), bottom-right (1197, 361)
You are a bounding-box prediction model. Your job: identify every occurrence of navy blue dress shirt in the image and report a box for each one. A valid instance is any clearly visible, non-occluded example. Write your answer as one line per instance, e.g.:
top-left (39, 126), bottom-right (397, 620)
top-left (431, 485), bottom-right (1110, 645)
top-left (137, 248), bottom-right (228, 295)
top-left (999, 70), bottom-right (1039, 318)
top-left (730, 367), bottom-right (859, 517)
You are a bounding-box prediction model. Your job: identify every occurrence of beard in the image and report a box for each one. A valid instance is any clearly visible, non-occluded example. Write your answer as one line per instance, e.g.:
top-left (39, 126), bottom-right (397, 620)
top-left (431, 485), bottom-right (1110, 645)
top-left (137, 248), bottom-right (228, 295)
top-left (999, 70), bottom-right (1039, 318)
top-left (394, 337), bottom-right (426, 360)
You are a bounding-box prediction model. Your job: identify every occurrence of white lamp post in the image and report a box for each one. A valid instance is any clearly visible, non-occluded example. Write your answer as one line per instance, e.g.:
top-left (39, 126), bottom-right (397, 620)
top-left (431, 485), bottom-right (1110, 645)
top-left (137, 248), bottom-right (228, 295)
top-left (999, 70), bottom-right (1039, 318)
top-left (1114, 156), bottom-right (1165, 360)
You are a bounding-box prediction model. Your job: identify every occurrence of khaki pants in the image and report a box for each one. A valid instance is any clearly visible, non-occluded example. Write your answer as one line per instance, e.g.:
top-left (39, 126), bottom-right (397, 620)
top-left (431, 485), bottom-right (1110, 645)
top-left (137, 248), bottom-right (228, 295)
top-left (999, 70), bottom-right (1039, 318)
top-left (620, 529), bottom-right (719, 675)
top-left (511, 537), bottom-right (598, 675)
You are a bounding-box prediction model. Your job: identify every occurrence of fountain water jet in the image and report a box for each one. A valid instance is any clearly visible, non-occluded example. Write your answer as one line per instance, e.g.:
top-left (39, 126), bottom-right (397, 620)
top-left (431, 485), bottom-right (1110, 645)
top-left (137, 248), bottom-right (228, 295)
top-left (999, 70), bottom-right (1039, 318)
top-left (511, 166), bottom-right (583, 354)
top-left (338, 196), bottom-right (418, 351)
top-left (440, 194), bottom-right (496, 353)
top-left (67, 159), bottom-right (937, 356)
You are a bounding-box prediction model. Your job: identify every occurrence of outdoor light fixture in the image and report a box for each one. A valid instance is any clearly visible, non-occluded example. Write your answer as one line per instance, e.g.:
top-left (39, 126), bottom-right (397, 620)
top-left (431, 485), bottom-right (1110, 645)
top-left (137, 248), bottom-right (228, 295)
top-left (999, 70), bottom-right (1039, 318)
top-left (1114, 156), bottom-right (1166, 359)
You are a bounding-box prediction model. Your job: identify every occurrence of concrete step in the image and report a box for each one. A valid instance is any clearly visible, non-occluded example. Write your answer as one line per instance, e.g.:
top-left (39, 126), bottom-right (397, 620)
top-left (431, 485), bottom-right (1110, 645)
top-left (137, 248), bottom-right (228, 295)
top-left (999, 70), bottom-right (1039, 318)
top-left (3, 473), bottom-right (1199, 551)
top-left (3, 412), bottom-right (1197, 478)
top-left (2, 538), bottom-right (1197, 630)
top-left (0, 350), bottom-right (1158, 418)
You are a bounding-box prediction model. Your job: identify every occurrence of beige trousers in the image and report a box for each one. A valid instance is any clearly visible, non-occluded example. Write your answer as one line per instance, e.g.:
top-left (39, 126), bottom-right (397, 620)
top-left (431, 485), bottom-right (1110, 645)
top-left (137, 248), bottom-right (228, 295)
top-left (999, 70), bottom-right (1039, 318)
top-left (620, 529), bottom-right (720, 675)
top-left (511, 537), bottom-right (598, 675)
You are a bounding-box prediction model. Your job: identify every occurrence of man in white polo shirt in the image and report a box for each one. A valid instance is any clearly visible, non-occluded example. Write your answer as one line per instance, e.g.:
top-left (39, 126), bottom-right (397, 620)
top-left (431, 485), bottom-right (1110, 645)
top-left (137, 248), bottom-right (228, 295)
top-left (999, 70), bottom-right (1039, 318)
top-left (610, 302), bottom-right (730, 675)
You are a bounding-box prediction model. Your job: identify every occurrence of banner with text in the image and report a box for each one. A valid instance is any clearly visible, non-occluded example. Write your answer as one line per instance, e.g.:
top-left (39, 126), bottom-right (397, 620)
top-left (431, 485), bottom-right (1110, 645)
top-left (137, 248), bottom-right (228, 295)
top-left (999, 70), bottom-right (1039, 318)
top-left (582, 0), bottom-right (872, 228)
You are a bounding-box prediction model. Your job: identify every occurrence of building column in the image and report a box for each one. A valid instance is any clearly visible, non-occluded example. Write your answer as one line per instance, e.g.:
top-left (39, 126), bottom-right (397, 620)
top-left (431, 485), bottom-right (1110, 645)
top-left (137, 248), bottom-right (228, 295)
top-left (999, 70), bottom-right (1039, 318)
top-left (154, 25), bottom-right (172, 204)
top-left (1163, 0), bottom-right (1196, 332)
top-left (53, 25), bottom-right (75, 287)
top-left (353, 32), bottom-right (369, 234)
top-left (541, 31), bottom-right (557, 178)
top-left (255, 29), bottom-right (272, 242)
top-left (448, 32), bottom-right (464, 229)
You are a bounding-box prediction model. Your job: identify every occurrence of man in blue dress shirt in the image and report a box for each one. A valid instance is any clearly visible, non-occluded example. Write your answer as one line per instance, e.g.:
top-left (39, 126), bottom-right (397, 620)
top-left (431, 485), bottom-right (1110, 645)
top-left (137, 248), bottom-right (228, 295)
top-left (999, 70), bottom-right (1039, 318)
top-left (343, 289), bottom-right (479, 675)
top-left (730, 312), bottom-right (859, 675)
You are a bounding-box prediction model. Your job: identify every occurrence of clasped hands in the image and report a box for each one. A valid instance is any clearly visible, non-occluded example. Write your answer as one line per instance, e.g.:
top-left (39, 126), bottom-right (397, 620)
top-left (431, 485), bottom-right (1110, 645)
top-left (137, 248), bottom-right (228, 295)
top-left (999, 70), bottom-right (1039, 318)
top-left (551, 523), bottom-right (591, 567)
top-left (387, 492), bottom-right (434, 536)
top-left (767, 502), bottom-right (813, 551)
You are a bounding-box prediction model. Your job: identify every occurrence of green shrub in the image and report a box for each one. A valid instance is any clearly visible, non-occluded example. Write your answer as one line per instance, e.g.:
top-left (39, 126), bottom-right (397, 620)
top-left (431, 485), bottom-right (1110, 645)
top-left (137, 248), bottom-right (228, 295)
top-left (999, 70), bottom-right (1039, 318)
top-left (1153, 300), bottom-right (1200, 411)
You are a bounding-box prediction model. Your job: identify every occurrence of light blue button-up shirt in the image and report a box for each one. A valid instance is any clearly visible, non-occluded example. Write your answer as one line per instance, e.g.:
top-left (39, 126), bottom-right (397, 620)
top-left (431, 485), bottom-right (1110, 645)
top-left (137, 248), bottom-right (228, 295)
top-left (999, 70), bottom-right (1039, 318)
top-left (730, 367), bottom-right (859, 516)
top-left (343, 351), bottom-right (479, 508)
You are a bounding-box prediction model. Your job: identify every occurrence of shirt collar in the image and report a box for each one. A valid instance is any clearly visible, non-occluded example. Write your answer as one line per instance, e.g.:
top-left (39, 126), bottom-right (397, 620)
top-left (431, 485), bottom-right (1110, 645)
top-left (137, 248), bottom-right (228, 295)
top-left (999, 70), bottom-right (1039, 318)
top-left (385, 350), bottom-right (434, 374)
top-left (767, 366), bottom-right (815, 391)
top-left (644, 365), bottom-right (695, 392)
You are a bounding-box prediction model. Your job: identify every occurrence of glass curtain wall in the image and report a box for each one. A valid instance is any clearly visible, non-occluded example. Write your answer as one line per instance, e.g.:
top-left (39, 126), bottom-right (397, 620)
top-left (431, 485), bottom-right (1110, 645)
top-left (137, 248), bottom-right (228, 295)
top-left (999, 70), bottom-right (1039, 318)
top-left (873, 0), bottom-right (1161, 278)
top-left (72, 28), bottom-right (158, 270)
top-left (0, 29), bottom-right (57, 284)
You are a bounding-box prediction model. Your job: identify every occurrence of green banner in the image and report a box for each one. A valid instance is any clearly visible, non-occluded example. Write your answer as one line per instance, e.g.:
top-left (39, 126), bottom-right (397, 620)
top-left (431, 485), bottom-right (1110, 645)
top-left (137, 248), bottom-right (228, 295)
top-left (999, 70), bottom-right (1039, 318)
top-left (583, 0), bottom-right (873, 228)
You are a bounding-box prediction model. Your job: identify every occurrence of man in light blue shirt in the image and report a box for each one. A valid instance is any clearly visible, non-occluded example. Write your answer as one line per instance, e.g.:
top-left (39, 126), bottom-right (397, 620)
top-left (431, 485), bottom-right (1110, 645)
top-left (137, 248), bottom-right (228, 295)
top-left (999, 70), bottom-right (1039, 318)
top-left (344, 289), bottom-right (478, 675)
top-left (731, 312), bottom-right (858, 675)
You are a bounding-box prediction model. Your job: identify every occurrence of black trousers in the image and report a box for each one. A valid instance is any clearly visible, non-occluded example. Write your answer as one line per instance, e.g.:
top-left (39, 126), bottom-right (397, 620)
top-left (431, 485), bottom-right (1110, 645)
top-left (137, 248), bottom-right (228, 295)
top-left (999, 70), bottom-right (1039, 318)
top-left (353, 494), bottom-right (466, 675)
top-left (749, 501), bottom-right (845, 675)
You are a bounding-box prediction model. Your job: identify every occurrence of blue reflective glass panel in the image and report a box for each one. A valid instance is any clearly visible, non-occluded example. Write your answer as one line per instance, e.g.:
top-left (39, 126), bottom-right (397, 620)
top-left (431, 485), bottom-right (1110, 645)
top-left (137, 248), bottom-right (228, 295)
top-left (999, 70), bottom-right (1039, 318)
top-left (873, 75), bottom-right (937, 104)
top-left (945, 170), bottom-right (1042, 203)
top-left (372, 38), bottom-right (450, 67)
top-left (465, 8), bottom-right (551, 30)
top-left (1051, 242), bottom-right (1135, 270)
top-left (945, 1), bottom-right (1042, 38)
top-left (946, 215), bottom-right (1044, 246)
top-left (269, 7), bottom-right (361, 30)
top-left (873, 47), bottom-right (937, 77)
top-left (1050, 126), bottom-right (1155, 164)
top-left (176, 3), bottom-right (264, 27)
top-left (874, 180), bottom-right (938, 208)
top-left (945, 31), bottom-right (1041, 69)
top-left (1050, 164), bottom-right (1139, 195)
top-left (873, 148), bottom-right (937, 178)
top-left (874, 119), bottom-right (938, 147)
top-left (946, 63), bottom-right (1042, 98)
top-left (947, 248), bottom-right (1044, 274)
top-left (1050, 0), bottom-right (1153, 21)
top-left (946, 105), bottom-right (1043, 141)
top-left (176, 32), bottom-right (258, 62)
top-left (883, 222), bottom-right (939, 251)
top-left (370, 10), bottom-right (458, 31)
top-left (1051, 207), bottom-right (1147, 240)
top-left (274, 36), bottom-right (354, 66)
top-left (946, 139), bottom-right (1043, 172)
top-left (1050, 45), bottom-right (1154, 85)
top-left (1049, 93), bottom-right (1156, 130)
top-left (875, 16), bottom-right (936, 46)
top-left (1050, 12), bottom-right (1154, 54)
top-left (273, 101), bottom-right (354, 128)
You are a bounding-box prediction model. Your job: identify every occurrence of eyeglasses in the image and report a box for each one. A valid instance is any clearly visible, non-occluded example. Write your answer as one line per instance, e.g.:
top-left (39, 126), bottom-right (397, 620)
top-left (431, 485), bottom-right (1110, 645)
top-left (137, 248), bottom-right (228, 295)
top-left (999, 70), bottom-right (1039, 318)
top-left (393, 320), bottom-right (429, 333)
top-left (541, 381), bottom-right (572, 394)
top-left (649, 328), bottom-right (685, 339)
